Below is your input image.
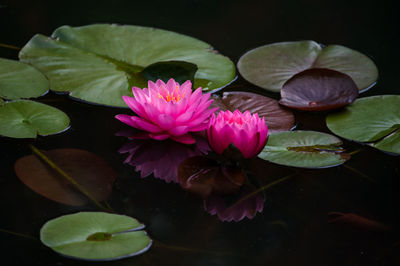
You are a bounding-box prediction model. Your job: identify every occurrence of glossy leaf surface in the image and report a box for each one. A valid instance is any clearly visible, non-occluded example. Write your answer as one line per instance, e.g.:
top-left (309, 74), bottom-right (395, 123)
top-left (0, 100), bottom-right (70, 138)
top-left (19, 24), bottom-right (236, 107)
top-left (279, 68), bottom-right (359, 111)
top-left (40, 212), bottom-right (151, 261)
top-left (237, 40), bottom-right (378, 92)
top-left (326, 95), bottom-right (400, 154)
top-left (258, 130), bottom-right (350, 168)
top-left (0, 58), bottom-right (48, 100)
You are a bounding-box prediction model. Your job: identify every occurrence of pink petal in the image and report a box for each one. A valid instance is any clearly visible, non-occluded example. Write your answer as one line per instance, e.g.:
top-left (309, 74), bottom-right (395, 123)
top-left (157, 114), bottom-right (175, 129)
top-left (169, 126), bottom-right (189, 136)
top-left (122, 96), bottom-right (147, 118)
top-left (208, 124), bottom-right (233, 154)
top-left (115, 114), bottom-right (136, 127)
top-left (149, 133), bottom-right (170, 141)
top-left (130, 116), bottom-right (163, 133)
top-left (170, 133), bottom-right (196, 144)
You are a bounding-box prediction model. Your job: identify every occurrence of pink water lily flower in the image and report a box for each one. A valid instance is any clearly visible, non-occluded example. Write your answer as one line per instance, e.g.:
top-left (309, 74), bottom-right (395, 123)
top-left (207, 110), bottom-right (268, 158)
top-left (116, 79), bottom-right (217, 144)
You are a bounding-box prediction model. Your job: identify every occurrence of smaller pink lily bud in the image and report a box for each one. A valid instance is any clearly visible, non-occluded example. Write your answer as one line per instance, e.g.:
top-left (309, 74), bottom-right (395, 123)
top-left (207, 110), bottom-right (268, 158)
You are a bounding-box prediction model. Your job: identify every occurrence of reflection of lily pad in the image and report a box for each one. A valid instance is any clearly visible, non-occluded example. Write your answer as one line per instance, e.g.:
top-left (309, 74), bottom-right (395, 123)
top-left (40, 212), bottom-right (152, 261)
top-left (279, 68), bottom-right (359, 111)
top-left (15, 149), bottom-right (117, 206)
top-left (178, 156), bottom-right (245, 198)
top-left (237, 40), bottom-right (378, 92)
top-left (211, 91), bottom-right (295, 133)
top-left (19, 24), bottom-right (236, 107)
top-left (0, 58), bottom-right (48, 100)
top-left (326, 95), bottom-right (400, 154)
top-left (258, 131), bottom-right (350, 168)
top-left (0, 100), bottom-right (70, 138)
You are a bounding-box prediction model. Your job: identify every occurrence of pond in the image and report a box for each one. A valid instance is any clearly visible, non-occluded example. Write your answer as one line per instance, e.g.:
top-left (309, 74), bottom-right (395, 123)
top-left (1, 0), bottom-right (399, 265)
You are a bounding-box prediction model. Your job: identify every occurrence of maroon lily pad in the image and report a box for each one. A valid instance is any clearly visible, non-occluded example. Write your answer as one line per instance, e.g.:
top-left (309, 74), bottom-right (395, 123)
top-left (279, 68), bottom-right (359, 111)
top-left (211, 91), bottom-right (295, 133)
top-left (178, 156), bottom-right (246, 198)
top-left (14, 148), bottom-right (117, 206)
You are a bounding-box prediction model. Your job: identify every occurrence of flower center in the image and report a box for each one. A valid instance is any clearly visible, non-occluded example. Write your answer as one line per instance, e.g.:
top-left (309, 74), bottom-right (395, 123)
top-left (158, 85), bottom-right (185, 103)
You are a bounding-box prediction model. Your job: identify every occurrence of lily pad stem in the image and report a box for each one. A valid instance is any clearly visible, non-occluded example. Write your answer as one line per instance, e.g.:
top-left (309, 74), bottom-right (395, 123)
top-left (0, 228), bottom-right (37, 241)
top-left (229, 172), bottom-right (298, 208)
top-left (0, 43), bottom-right (21, 51)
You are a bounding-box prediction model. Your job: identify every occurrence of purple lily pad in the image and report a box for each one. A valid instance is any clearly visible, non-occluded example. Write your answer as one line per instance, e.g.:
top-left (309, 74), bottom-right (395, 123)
top-left (211, 91), bottom-right (295, 133)
top-left (279, 68), bottom-right (359, 111)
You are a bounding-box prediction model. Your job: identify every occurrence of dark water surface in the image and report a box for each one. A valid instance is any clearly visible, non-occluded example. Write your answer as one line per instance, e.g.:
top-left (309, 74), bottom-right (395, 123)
top-left (1, 0), bottom-right (399, 265)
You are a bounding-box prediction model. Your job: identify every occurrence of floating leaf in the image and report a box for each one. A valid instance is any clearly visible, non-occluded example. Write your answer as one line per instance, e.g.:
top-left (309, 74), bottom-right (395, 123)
top-left (0, 58), bottom-right (48, 100)
top-left (326, 95), bottom-right (400, 154)
top-left (40, 212), bottom-right (152, 261)
top-left (211, 91), bottom-right (294, 133)
top-left (279, 68), bottom-right (359, 111)
top-left (237, 40), bottom-right (378, 92)
top-left (0, 100), bottom-right (70, 138)
top-left (19, 24), bottom-right (236, 107)
top-left (258, 131), bottom-right (350, 168)
top-left (14, 148), bottom-right (117, 206)
top-left (142, 60), bottom-right (198, 85)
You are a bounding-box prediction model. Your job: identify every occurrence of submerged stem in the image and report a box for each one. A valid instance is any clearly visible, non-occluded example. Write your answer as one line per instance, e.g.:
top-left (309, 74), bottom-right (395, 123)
top-left (229, 172), bottom-right (298, 208)
top-left (29, 144), bottom-right (113, 212)
top-left (0, 228), bottom-right (37, 241)
top-left (0, 43), bottom-right (21, 51)
top-left (343, 164), bottom-right (376, 183)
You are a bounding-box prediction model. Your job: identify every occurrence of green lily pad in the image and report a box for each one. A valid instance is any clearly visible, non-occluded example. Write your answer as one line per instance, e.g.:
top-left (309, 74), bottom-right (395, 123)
top-left (40, 212), bottom-right (152, 261)
top-left (0, 58), bottom-right (48, 100)
top-left (258, 131), bottom-right (350, 168)
top-left (237, 40), bottom-right (378, 93)
top-left (326, 95), bottom-right (400, 154)
top-left (0, 100), bottom-right (70, 138)
top-left (19, 24), bottom-right (236, 107)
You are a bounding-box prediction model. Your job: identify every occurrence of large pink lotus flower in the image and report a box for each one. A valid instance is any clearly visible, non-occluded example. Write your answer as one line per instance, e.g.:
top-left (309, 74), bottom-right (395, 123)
top-left (207, 110), bottom-right (268, 158)
top-left (116, 79), bottom-right (217, 144)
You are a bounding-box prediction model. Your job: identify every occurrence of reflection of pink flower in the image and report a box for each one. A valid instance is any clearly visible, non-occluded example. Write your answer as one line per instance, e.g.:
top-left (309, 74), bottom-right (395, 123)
top-left (116, 79), bottom-right (217, 144)
top-left (119, 135), bottom-right (209, 183)
top-left (204, 186), bottom-right (264, 222)
top-left (207, 110), bottom-right (268, 158)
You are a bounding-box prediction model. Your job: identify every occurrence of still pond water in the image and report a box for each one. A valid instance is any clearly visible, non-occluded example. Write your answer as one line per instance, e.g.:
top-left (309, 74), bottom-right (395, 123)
top-left (1, 0), bottom-right (399, 265)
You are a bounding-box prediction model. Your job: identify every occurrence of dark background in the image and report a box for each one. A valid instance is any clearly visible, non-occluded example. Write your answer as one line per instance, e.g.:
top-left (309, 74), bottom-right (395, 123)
top-left (1, 0), bottom-right (399, 265)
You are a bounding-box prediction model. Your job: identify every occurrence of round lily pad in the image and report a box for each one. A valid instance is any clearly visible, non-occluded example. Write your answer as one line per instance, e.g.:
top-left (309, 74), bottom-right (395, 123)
top-left (237, 40), bottom-right (378, 93)
top-left (0, 57), bottom-right (48, 100)
top-left (0, 100), bottom-right (70, 138)
top-left (40, 212), bottom-right (151, 261)
top-left (211, 91), bottom-right (295, 133)
top-left (19, 24), bottom-right (236, 107)
top-left (258, 131), bottom-right (350, 168)
top-left (15, 148), bottom-right (117, 206)
top-left (279, 68), bottom-right (359, 111)
top-left (326, 95), bottom-right (400, 154)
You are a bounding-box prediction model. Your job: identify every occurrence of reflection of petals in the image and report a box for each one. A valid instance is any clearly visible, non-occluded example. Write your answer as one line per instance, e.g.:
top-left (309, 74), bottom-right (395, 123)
top-left (119, 135), bottom-right (209, 183)
top-left (203, 186), bottom-right (264, 222)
